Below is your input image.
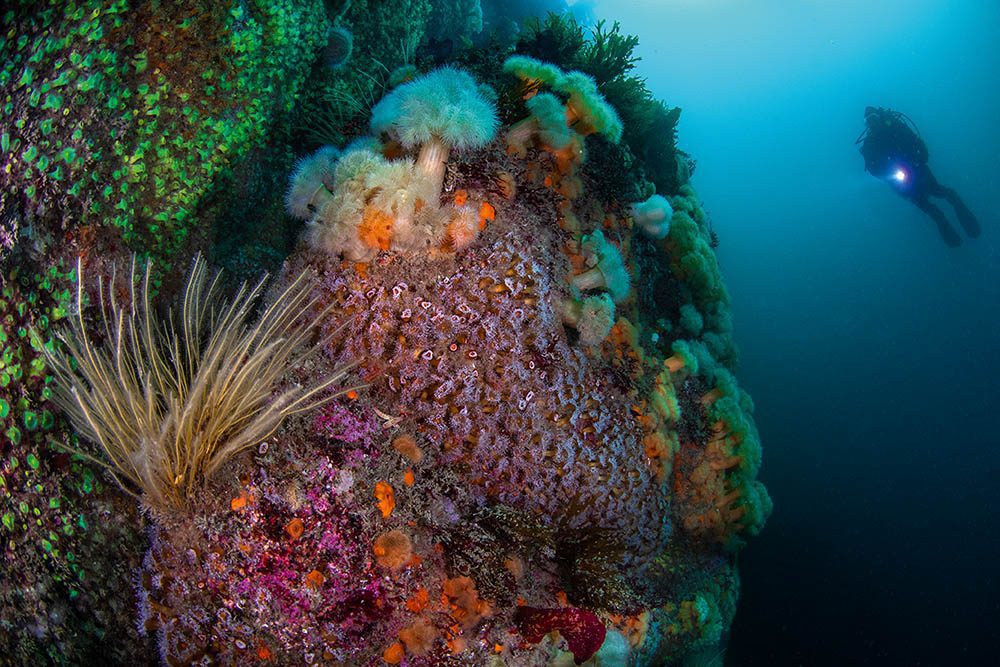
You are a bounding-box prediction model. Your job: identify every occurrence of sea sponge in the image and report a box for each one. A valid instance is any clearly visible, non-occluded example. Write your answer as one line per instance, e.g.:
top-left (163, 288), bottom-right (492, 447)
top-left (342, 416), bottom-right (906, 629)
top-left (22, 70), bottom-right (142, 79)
top-left (630, 193), bottom-right (673, 240)
top-left (373, 529), bottom-right (412, 569)
top-left (562, 293), bottom-right (616, 345)
top-left (370, 66), bottom-right (499, 202)
top-left (571, 230), bottom-right (631, 302)
top-left (515, 607), bottom-right (607, 664)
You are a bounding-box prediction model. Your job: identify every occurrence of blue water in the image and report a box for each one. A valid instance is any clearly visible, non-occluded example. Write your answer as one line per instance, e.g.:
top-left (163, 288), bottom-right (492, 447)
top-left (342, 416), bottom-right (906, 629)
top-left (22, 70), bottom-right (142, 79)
top-left (592, 1), bottom-right (1000, 663)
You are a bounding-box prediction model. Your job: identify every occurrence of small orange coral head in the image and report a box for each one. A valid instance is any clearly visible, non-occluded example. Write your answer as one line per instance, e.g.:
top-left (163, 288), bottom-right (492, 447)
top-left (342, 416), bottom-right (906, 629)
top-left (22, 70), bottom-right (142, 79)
top-left (230, 492), bottom-right (249, 511)
top-left (383, 642), bottom-right (405, 664)
top-left (374, 481), bottom-right (395, 517)
top-left (305, 569), bottom-right (325, 589)
top-left (285, 518), bottom-right (304, 540)
top-left (453, 189), bottom-right (469, 206)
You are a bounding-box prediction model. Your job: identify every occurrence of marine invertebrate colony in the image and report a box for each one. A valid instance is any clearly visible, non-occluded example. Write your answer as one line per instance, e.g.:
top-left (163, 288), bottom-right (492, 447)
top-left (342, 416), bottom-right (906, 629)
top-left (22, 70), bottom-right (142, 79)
top-left (370, 65), bottom-right (499, 200)
top-left (41, 256), bottom-right (351, 511)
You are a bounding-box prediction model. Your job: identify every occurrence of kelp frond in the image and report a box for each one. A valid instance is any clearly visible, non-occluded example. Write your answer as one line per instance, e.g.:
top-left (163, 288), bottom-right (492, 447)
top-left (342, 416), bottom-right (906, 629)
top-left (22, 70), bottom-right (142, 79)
top-left (41, 255), bottom-right (353, 512)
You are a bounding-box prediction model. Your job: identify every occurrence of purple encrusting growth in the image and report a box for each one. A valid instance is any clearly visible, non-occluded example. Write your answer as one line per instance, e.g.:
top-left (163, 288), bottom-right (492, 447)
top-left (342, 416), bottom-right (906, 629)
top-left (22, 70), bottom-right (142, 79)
top-left (314, 401), bottom-right (382, 445)
top-left (137, 436), bottom-right (412, 664)
top-left (290, 215), bottom-right (671, 568)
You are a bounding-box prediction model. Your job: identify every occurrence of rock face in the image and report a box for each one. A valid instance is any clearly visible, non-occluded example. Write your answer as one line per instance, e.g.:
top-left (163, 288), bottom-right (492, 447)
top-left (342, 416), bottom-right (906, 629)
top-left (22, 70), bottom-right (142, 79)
top-left (1, 5), bottom-right (769, 665)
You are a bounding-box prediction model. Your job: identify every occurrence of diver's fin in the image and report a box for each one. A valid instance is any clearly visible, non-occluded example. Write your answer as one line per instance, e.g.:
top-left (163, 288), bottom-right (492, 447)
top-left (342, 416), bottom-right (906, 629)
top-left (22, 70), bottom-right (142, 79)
top-left (954, 203), bottom-right (981, 238)
top-left (935, 218), bottom-right (962, 247)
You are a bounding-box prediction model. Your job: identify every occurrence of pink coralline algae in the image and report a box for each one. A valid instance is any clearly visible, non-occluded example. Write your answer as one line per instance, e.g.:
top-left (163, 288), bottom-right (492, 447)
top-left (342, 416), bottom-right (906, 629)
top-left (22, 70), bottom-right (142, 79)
top-left (136, 442), bottom-right (400, 664)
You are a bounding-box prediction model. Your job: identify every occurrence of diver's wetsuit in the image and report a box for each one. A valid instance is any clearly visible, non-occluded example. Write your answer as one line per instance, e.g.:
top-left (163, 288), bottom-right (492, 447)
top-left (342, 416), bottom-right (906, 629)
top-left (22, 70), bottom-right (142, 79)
top-left (857, 107), bottom-right (980, 247)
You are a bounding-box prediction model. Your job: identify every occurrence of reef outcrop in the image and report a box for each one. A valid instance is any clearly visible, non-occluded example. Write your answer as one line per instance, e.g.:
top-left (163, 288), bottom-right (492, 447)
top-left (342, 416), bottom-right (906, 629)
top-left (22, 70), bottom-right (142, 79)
top-left (1, 5), bottom-right (768, 665)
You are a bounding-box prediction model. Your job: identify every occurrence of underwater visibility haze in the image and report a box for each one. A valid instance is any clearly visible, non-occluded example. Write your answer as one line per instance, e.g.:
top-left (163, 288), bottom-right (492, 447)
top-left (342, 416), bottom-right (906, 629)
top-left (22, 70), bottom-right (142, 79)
top-left (595, 1), bottom-right (1000, 664)
top-left (0, 0), bottom-right (997, 665)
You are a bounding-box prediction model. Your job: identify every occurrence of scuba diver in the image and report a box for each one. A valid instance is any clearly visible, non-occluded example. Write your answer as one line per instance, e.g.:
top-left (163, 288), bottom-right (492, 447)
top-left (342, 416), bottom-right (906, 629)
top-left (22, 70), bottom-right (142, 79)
top-left (856, 106), bottom-right (980, 247)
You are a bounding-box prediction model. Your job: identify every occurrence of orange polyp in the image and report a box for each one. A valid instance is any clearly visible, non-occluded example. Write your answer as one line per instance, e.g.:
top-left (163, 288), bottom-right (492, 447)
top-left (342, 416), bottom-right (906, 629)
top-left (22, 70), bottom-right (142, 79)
top-left (726, 505), bottom-right (748, 522)
top-left (392, 434), bottom-right (423, 463)
top-left (479, 201), bottom-right (495, 221)
top-left (664, 355), bottom-right (685, 373)
top-left (406, 586), bottom-right (430, 613)
top-left (305, 569), bottom-right (325, 589)
top-left (374, 481), bottom-right (395, 517)
top-left (701, 388), bottom-right (723, 406)
top-left (716, 487), bottom-right (743, 508)
top-left (230, 493), bottom-right (248, 511)
top-left (358, 205), bottom-right (394, 251)
top-left (454, 189), bottom-right (468, 206)
top-left (494, 172), bottom-right (516, 199)
top-left (373, 529), bottom-right (413, 569)
top-left (383, 642), bottom-right (405, 664)
top-left (553, 150), bottom-right (574, 175)
top-left (710, 455), bottom-right (743, 471)
top-left (285, 518), bottom-right (304, 540)
top-left (403, 469), bottom-right (415, 486)
top-left (565, 103), bottom-right (596, 136)
top-left (399, 618), bottom-right (437, 657)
